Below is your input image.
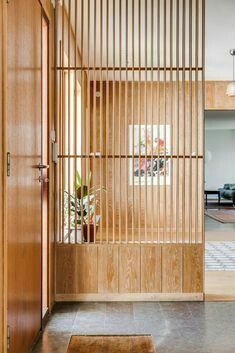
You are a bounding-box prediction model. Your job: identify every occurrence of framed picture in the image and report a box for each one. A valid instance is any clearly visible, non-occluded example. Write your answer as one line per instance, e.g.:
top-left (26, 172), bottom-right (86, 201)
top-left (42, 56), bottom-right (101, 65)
top-left (129, 124), bottom-right (171, 185)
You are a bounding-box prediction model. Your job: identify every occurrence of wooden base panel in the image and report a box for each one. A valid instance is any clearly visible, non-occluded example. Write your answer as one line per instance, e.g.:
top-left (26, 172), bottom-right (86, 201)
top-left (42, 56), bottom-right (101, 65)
top-left (56, 244), bottom-right (204, 297)
top-left (56, 293), bottom-right (204, 302)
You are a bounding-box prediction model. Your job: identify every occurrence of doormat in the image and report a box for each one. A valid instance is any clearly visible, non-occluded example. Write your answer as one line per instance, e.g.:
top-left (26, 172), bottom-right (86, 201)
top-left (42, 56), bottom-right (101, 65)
top-left (67, 335), bottom-right (156, 353)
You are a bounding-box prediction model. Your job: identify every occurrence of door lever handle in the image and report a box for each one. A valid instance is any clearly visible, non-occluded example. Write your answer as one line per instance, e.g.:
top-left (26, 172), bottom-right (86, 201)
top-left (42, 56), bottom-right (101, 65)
top-left (38, 163), bottom-right (49, 170)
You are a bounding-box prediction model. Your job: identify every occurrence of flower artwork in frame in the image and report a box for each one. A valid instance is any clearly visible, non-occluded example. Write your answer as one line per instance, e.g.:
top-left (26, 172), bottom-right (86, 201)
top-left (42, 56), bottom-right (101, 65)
top-left (129, 125), bottom-right (171, 185)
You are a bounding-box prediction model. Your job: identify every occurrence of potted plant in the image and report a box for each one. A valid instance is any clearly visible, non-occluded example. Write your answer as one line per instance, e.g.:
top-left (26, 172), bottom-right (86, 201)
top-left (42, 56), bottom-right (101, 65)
top-left (64, 171), bottom-right (106, 243)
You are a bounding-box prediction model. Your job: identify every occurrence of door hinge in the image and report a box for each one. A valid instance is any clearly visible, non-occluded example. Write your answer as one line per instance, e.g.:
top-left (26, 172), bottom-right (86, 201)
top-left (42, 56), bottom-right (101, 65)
top-left (7, 325), bottom-right (10, 351)
top-left (7, 152), bottom-right (10, 177)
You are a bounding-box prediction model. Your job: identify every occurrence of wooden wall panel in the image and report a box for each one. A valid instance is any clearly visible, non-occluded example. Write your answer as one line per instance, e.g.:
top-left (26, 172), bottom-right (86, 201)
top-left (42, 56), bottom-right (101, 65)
top-left (56, 245), bottom-right (77, 294)
top-left (183, 244), bottom-right (203, 293)
top-left (56, 244), bottom-right (203, 299)
top-left (118, 246), bottom-right (140, 293)
top-left (98, 245), bottom-right (119, 293)
top-left (205, 81), bottom-right (235, 110)
top-left (141, 245), bottom-right (161, 293)
top-left (76, 246), bottom-right (98, 293)
top-left (162, 245), bottom-right (183, 293)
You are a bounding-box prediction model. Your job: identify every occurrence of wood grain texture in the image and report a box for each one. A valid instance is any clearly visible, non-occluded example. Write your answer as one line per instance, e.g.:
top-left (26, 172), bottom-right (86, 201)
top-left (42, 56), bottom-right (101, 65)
top-left (98, 245), bottom-right (119, 293)
top-left (205, 81), bottom-right (235, 110)
top-left (56, 244), bottom-right (203, 298)
top-left (7, 1), bottom-right (42, 352)
top-left (56, 245), bottom-right (77, 294)
top-left (183, 244), bottom-right (203, 293)
top-left (141, 245), bottom-right (161, 293)
top-left (76, 246), bottom-right (98, 293)
top-left (0, 0), bottom-right (7, 352)
top-left (86, 81), bottom-right (204, 244)
top-left (45, 0), bottom-right (55, 313)
top-left (205, 271), bottom-right (235, 301)
top-left (117, 245), bottom-right (141, 293)
top-left (40, 0), bottom-right (53, 20)
top-left (56, 293), bottom-right (204, 302)
top-left (162, 245), bottom-right (183, 293)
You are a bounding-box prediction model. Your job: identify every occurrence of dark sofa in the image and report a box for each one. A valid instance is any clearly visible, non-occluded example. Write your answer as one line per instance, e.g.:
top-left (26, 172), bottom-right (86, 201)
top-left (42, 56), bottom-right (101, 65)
top-left (218, 184), bottom-right (235, 205)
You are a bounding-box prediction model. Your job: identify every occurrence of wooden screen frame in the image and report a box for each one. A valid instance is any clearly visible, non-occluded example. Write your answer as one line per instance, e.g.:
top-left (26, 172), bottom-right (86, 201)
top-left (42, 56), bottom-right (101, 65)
top-left (55, 0), bottom-right (205, 300)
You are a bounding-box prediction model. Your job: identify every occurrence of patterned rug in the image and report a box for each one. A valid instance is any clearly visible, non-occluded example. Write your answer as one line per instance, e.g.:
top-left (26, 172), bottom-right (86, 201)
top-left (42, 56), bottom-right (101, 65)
top-left (206, 242), bottom-right (235, 271)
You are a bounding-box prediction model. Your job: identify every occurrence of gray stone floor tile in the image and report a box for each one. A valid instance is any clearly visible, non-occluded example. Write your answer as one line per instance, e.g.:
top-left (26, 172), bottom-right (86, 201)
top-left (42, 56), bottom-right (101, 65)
top-left (32, 302), bottom-right (235, 353)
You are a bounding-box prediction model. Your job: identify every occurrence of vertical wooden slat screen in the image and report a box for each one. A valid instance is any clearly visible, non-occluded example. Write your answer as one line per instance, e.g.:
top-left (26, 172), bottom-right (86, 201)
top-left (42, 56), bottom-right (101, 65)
top-left (56, 0), bottom-right (204, 246)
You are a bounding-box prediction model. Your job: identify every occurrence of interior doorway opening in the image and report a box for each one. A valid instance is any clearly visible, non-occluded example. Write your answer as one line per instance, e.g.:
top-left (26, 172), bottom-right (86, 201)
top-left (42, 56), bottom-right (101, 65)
top-left (204, 110), bottom-right (235, 300)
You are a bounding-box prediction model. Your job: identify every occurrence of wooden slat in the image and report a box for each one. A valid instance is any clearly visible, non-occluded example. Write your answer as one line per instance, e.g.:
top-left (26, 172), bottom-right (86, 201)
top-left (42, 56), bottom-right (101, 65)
top-left (157, 0), bottom-right (160, 243)
top-left (118, 0), bottom-right (122, 243)
top-left (105, 0), bottom-right (109, 243)
top-left (98, 245), bottom-right (119, 293)
top-left (112, 0), bottom-right (116, 244)
top-left (125, 0), bottom-right (128, 243)
top-left (61, 0), bottom-right (65, 243)
top-left (141, 245), bottom-right (161, 293)
top-left (162, 245), bottom-right (183, 293)
top-left (67, 0), bottom-right (71, 242)
top-left (119, 245), bottom-right (140, 293)
top-left (99, 0), bottom-right (103, 243)
top-left (74, 0), bottom-right (78, 243)
top-left (93, 0), bottom-right (97, 244)
top-left (150, 0), bottom-right (154, 242)
top-left (175, 0), bottom-right (180, 243)
top-left (87, 0), bottom-right (91, 243)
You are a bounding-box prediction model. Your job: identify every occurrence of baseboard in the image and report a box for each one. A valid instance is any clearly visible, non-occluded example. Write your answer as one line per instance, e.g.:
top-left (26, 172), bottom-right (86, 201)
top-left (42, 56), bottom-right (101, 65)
top-left (205, 294), bottom-right (235, 301)
top-left (55, 292), bottom-right (204, 302)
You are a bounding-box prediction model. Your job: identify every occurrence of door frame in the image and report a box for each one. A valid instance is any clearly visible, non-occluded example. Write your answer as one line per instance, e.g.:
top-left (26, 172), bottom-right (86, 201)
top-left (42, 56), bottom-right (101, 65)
top-left (41, 7), bottom-right (50, 322)
top-left (204, 108), bottom-right (235, 301)
top-left (0, 0), bottom-right (8, 352)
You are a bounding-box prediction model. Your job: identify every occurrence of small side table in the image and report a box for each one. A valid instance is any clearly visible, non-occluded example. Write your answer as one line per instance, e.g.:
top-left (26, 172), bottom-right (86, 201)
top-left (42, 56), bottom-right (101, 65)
top-left (204, 190), bottom-right (221, 206)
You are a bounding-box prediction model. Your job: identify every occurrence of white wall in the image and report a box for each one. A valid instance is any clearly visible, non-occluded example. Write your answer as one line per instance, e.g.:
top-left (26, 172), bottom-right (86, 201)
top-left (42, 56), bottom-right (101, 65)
top-left (206, 0), bottom-right (235, 80)
top-left (205, 112), bottom-right (235, 189)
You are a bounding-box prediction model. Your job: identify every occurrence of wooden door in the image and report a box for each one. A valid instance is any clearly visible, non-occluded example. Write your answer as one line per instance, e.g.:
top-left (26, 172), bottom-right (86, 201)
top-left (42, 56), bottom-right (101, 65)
top-left (7, 0), bottom-right (42, 352)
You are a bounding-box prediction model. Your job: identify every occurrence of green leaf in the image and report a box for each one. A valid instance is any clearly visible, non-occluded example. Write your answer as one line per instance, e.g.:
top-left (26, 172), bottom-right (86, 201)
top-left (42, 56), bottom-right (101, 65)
top-left (76, 171), bottom-right (82, 188)
top-left (86, 171), bottom-right (92, 185)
